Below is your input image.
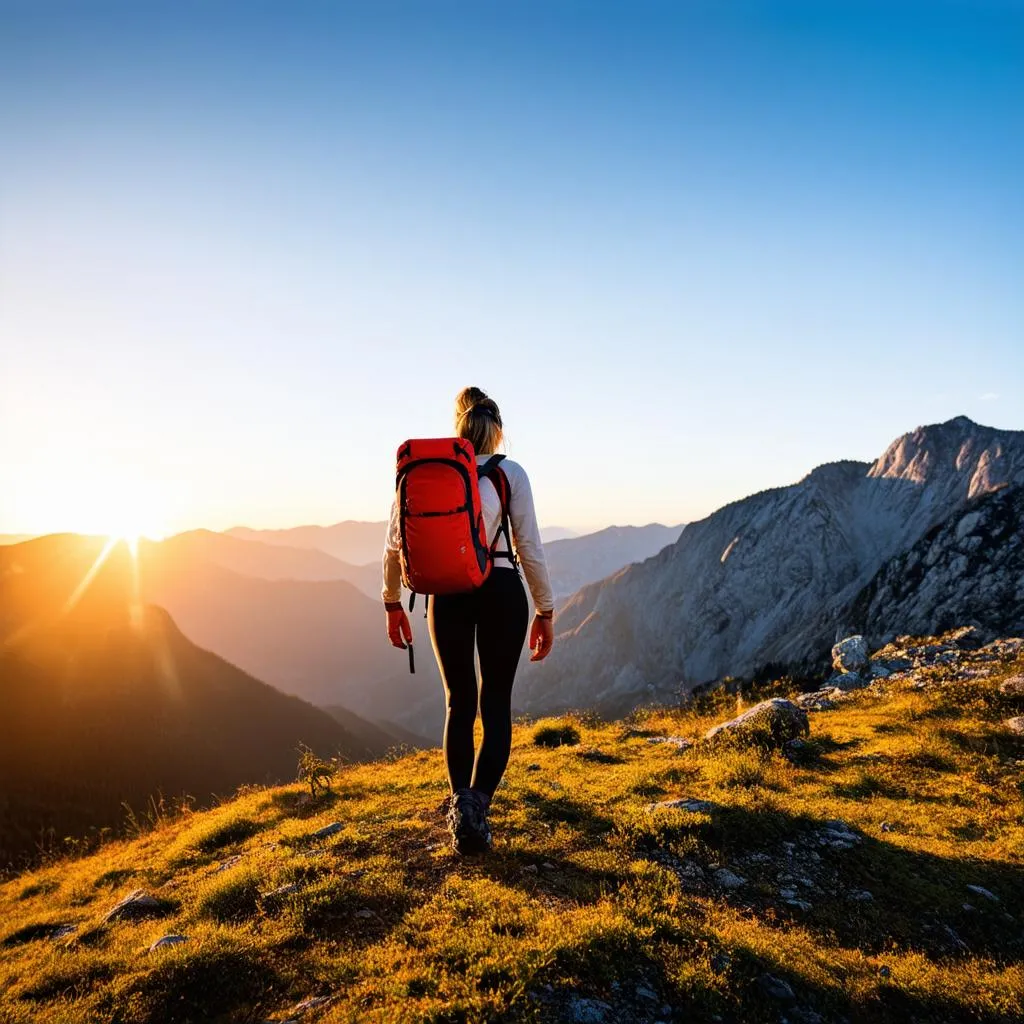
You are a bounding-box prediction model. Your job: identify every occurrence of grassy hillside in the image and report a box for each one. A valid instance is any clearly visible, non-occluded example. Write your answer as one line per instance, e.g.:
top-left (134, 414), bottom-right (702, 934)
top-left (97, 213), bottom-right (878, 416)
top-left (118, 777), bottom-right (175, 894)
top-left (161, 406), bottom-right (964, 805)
top-left (2, 632), bottom-right (1022, 1024)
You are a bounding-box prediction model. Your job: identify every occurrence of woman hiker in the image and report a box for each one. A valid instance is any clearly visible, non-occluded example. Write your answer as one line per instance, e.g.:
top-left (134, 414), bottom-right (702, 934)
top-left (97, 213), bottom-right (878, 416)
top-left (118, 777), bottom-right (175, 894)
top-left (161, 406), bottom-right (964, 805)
top-left (381, 386), bottom-right (555, 854)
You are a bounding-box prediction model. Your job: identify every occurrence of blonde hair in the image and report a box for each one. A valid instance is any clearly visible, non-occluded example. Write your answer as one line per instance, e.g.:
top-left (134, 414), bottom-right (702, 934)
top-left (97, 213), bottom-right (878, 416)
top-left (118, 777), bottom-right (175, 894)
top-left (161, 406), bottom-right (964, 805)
top-left (454, 386), bottom-right (503, 455)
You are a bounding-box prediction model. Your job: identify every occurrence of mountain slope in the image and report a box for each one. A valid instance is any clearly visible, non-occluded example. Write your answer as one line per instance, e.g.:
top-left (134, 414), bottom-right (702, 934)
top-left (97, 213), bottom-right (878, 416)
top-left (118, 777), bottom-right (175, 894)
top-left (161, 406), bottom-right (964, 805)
top-left (544, 523), bottom-right (685, 606)
top-left (521, 418), bottom-right (1024, 717)
top-left (1, 630), bottom-right (1021, 1023)
top-left (156, 530), bottom-right (368, 584)
top-left (154, 530), bottom-right (385, 600)
top-left (137, 551), bottom-right (443, 731)
top-left (842, 483), bottom-right (1024, 644)
top-left (226, 521), bottom-right (388, 567)
top-left (0, 536), bottom-right (396, 866)
top-left (320, 706), bottom-right (432, 752)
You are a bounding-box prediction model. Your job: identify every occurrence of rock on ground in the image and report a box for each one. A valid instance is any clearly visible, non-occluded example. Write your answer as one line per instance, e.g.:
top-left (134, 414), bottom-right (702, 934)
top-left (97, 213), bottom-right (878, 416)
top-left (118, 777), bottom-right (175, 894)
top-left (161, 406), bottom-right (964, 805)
top-left (646, 736), bottom-right (693, 750)
top-left (758, 973), bottom-right (796, 1001)
top-left (705, 699), bottom-right (809, 748)
top-left (647, 798), bottom-right (715, 814)
top-left (102, 890), bottom-right (174, 924)
top-left (832, 635), bottom-right (869, 674)
top-left (713, 868), bottom-right (747, 889)
top-left (261, 883), bottom-right (300, 901)
top-left (999, 675), bottom-right (1024, 696)
top-left (966, 884), bottom-right (999, 903)
top-left (568, 996), bottom-right (613, 1023)
top-left (310, 822), bottom-right (342, 839)
top-left (795, 689), bottom-right (841, 711)
top-left (824, 671), bottom-right (868, 692)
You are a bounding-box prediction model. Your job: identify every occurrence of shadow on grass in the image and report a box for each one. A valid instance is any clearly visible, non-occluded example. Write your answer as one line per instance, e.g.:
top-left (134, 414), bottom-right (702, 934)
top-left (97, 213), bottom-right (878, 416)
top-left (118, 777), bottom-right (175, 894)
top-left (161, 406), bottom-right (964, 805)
top-left (783, 735), bottom-right (864, 775)
top-left (641, 801), bottom-right (1024, 965)
top-left (102, 947), bottom-right (284, 1024)
top-left (480, 850), bottom-right (624, 907)
top-left (576, 748), bottom-right (626, 765)
top-left (697, 938), bottom-right (1023, 1024)
top-left (517, 791), bottom-right (616, 840)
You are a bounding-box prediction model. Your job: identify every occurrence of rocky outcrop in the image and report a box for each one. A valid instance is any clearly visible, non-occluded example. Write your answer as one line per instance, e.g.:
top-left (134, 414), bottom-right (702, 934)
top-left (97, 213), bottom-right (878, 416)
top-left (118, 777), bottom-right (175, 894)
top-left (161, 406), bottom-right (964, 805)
top-left (704, 699), bottom-right (809, 748)
top-left (519, 418), bottom-right (1024, 717)
top-left (832, 636), bottom-right (869, 674)
top-left (842, 485), bottom-right (1024, 646)
top-left (101, 889), bottom-right (175, 924)
top-left (999, 676), bottom-right (1024, 697)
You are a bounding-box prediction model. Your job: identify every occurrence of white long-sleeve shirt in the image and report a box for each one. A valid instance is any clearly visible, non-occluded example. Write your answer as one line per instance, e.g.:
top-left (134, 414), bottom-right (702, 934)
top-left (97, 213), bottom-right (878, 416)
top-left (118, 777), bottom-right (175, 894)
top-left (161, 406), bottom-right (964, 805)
top-left (382, 454), bottom-right (554, 612)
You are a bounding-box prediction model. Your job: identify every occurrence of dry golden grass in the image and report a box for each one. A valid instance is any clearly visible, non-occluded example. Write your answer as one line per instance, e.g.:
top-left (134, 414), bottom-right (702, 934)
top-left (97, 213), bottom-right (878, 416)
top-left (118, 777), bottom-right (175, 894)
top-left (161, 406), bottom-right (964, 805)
top-left (1, 640), bottom-right (1022, 1023)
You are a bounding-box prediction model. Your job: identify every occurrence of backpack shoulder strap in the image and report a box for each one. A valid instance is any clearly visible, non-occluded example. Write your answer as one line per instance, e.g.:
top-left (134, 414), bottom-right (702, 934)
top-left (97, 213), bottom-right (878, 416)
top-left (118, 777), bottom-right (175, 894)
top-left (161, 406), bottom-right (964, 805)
top-left (477, 455), bottom-right (517, 566)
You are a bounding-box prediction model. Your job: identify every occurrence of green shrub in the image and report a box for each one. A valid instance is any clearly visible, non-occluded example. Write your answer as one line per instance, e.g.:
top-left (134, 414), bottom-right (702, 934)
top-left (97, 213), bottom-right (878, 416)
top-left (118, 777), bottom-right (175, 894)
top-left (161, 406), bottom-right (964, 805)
top-left (297, 743), bottom-right (339, 796)
top-left (533, 723), bottom-right (581, 748)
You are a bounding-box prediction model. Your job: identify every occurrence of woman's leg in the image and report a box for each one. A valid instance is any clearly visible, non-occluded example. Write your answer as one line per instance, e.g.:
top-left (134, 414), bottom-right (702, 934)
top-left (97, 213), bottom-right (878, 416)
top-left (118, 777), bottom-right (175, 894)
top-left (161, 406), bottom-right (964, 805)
top-left (428, 591), bottom-right (478, 793)
top-left (472, 570), bottom-right (530, 799)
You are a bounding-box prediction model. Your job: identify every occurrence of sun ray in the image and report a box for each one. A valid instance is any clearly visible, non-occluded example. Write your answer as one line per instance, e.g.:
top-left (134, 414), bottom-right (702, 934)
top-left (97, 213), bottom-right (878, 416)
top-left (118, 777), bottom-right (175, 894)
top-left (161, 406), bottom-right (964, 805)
top-left (3, 535), bottom-right (121, 651)
top-left (62, 535), bottom-right (120, 616)
top-left (128, 533), bottom-right (144, 629)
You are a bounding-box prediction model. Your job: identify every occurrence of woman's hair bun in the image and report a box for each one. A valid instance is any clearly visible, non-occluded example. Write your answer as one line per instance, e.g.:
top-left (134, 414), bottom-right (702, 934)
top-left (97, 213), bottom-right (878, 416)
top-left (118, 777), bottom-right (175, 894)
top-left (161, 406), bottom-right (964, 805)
top-left (454, 386), bottom-right (503, 453)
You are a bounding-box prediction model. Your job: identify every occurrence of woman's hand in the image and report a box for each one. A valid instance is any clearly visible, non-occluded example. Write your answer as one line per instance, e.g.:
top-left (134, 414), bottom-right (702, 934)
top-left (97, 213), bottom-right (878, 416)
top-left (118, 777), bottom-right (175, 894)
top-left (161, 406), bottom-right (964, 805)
top-left (385, 606), bottom-right (413, 649)
top-left (529, 613), bottom-right (554, 662)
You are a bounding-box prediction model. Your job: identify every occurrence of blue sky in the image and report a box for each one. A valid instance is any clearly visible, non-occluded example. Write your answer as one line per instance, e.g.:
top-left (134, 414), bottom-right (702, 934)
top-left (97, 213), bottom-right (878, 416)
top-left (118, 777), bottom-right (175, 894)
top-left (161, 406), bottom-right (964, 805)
top-left (1, 1), bottom-right (1021, 536)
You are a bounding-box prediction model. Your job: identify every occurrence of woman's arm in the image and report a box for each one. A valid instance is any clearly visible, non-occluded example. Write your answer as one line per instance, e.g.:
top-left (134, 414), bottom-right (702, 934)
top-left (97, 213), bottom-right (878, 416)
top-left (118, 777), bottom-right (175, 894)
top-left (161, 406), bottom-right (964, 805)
top-left (381, 497), bottom-right (403, 605)
top-left (507, 465), bottom-right (555, 615)
top-left (381, 497), bottom-right (412, 650)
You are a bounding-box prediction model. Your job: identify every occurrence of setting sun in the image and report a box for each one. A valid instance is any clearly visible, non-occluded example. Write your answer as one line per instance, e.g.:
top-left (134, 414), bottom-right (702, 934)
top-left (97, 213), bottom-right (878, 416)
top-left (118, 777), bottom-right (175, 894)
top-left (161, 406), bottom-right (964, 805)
top-left (9, 465), bottom-right (174, 543)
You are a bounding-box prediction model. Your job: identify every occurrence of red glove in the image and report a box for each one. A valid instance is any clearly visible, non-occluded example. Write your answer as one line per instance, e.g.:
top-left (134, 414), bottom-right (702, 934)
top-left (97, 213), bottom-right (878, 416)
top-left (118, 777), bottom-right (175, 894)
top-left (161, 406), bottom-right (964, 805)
top-left (385, 605), bottom-right (413, 649)
top-left (529, 613), bottom-right (554, 662)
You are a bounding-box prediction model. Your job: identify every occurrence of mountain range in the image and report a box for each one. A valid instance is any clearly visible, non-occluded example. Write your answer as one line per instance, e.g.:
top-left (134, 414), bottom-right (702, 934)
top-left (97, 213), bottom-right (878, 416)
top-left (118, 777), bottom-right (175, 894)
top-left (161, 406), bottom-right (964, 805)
top-left (129, 519), bottom-right (685, 731)
top-left (519, 417), bottom-right (1024, 717)
top-left (227, 521), bottom-right (580, 563)
top-left (0, 536), bottom-right (419, 865)
top-left (6, 415), bottom-right (1023, 863)
top-left (136, 542), bottom-right (443, 730)
top-left (221, 520), bottom-right (670, 603)
top-left (226, 521), bottom-right (389, 567)
top-left (544, 523), bottom-right (685, 606)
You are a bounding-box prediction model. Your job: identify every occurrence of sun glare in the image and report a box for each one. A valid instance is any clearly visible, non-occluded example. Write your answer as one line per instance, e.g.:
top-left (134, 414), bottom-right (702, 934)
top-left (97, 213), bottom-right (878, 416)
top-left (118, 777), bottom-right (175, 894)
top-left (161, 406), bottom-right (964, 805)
top-left (107, 519), bottom-right (164, 559)
top-left (115, 531), bottom-right (141, 558)
top-left (13, 467), bottom-right (176, 544)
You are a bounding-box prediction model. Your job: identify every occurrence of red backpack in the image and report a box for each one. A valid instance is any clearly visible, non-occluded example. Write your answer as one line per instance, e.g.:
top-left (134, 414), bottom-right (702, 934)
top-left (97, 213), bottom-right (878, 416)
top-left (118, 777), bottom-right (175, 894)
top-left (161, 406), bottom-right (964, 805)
top-left (395, 437), bottom-right (515, 606)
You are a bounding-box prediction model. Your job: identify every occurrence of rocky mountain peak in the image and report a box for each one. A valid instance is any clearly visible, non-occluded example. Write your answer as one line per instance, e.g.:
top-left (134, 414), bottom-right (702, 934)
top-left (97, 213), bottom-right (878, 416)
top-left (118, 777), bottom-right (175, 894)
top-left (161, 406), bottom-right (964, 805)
top-left (520, 417), bottom-right (1024, 718)
top-left (868, 416), bottom-right (1024, 498)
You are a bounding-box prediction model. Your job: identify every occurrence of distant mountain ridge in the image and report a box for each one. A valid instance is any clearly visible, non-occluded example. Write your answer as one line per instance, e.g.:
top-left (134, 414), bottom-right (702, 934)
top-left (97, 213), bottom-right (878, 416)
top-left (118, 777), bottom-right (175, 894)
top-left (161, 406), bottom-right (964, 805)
top-left (0, 535), bottom-right (406, 865)
top-left (226, 522), bottom-right (590, 570)
top-left (138, 549), bottom-right (444, 732)
top-left (544, 523), bottom-right (685, 606)
top-left (519, 417), bottom-right (1024, 717)
top-left (155, 530), bottom-right (383, 599)
top-left (226, 521), bottom-right (388, 567)
top-left (161, 530), bottom-right (363, 581)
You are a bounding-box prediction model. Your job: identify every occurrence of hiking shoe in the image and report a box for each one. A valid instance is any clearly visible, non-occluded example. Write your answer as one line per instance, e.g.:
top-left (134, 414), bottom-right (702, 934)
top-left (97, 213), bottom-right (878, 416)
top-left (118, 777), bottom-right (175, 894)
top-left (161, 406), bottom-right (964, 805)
top-left (447, 788), bottom-right (492, 855)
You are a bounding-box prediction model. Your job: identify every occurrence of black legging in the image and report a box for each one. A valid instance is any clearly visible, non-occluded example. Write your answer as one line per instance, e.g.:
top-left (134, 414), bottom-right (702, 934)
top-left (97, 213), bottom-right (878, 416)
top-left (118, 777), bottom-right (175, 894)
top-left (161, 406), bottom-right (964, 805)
top-left (428, 568), bottom-right (530, 799)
